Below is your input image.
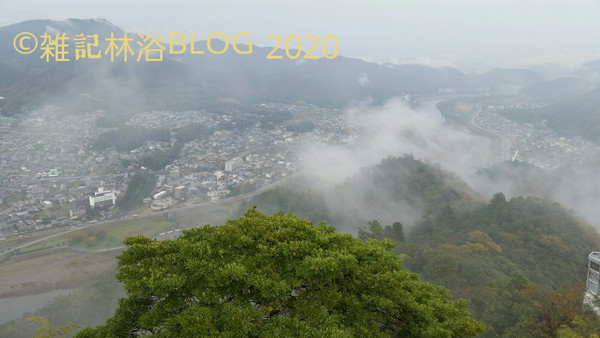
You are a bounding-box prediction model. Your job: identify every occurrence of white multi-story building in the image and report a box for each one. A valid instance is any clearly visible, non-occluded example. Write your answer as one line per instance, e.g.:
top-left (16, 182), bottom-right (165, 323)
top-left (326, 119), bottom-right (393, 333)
top-left (89, 187), bottom-right (117, 208)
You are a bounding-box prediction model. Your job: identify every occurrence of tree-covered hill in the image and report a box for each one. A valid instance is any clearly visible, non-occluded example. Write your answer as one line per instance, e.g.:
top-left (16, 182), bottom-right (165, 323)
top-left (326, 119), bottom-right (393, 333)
top-left (501, 86), bottom-right (600, 145)
top-left (243, 155), bottom-right (483, 232)
top-left (406, 193), bottom-right (600, 287)
top-left (520, 77), bottom-right (593, 104)
top-left (244, 156), bottom-right (600, 335)
top-left (361, 193), bottom-right (600, 336)
top-left (472, 160), bottom-right (551, 198)
top-left (335, 155), bottom-right (482, 212)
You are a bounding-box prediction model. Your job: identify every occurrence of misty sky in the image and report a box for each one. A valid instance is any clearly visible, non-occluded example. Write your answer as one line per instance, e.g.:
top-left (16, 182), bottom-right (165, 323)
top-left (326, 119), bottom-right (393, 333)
top-left (2, 0), bottom-right (600, 71)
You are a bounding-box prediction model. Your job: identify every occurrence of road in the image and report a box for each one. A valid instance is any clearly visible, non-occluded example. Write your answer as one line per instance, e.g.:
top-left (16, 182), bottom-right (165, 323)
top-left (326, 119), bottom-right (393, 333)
top-left (469, 106), bottom-right (512, 163)
top-left (0, 172), bottom-right (298, 257)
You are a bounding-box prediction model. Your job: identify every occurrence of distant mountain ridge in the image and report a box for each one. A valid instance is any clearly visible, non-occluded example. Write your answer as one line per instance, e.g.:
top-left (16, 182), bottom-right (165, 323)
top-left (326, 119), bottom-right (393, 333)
top-left (520, 77), bottom-right (593, 104)
top-left (502, 85), bottom-right (600, 144)
top-left (0, 18), bottom-right (568, 115)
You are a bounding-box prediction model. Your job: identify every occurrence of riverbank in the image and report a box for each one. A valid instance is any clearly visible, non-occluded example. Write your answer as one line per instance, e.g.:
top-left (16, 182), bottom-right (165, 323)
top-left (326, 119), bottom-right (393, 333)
top-left (435, 100), bottom-right (511, 164)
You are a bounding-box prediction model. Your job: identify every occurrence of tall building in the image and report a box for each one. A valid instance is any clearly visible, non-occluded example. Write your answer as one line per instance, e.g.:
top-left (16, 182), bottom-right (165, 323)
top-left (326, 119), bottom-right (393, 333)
top-left (89, 187), bottom-right (116, 208)
top-left (224, 158), bottom-right (244, 172)
top-left (585, 251), bottom-right (600, 314)
top-left (173, 185), bottom-right (187, 200)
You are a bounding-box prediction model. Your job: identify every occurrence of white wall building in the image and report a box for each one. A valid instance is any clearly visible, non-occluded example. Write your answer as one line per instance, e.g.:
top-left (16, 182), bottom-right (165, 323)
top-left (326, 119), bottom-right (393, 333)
top-left (89, 187), bottom-right (116, 208)
top-left (585, 251), bottom-right (600, 314)
top-left (153, 191), bottom-right (168, 200)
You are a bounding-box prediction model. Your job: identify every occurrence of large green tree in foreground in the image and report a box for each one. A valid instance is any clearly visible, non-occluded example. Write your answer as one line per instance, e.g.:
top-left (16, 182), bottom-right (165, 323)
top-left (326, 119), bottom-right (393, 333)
top-left (77, 209), bottom-right (487, 337)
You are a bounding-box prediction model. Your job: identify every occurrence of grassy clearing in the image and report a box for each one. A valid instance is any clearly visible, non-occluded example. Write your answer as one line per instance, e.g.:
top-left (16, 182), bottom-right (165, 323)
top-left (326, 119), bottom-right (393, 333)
top-left (13, 202), bottom-right (239, 255)
top-left (13, 214), bottom-right (172, 254)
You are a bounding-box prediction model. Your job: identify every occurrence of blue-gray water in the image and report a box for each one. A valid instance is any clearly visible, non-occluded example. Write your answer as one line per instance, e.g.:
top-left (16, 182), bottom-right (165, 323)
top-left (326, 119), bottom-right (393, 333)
top-left (0, 289), bottom-right (73, 325)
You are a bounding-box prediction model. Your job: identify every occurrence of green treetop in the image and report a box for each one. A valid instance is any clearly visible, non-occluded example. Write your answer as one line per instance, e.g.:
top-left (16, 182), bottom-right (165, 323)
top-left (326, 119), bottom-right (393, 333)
top-left (77, 208), bottom-right (487, 337)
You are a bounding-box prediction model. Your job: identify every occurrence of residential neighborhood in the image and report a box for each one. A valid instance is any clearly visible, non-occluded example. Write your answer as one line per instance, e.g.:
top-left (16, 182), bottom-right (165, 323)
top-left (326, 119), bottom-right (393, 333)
top-left (0, 103), bottom-right (350, 238)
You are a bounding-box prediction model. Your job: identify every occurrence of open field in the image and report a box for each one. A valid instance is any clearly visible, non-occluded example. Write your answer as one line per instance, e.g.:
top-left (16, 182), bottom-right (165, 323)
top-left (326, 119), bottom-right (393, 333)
top-left (0, 248), bottom-right (119, 298)
top-left (0, 199), bottom-right (242, 304)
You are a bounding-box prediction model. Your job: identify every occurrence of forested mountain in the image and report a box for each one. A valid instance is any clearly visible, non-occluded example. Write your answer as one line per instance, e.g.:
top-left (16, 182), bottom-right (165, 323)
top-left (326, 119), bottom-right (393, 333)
top-left (0, 19), bottom-right (555, 117)
top-left (478, 68), bottom-right (544, 88)
top-left (246, 156), bottom-right (600, 336)
top-left (383, 193), bottom-right (600, 336)
top-left (520, 77), bottom-right (593, 104)
top-left (327, 156), bottom-right (483, 231)
top-left (472, 160), bottom-right (600, 233)
top-left (473, 160), bottom-right (551, 198)
top-left (502, 86), bottom-right (600, 144)
top-left (241, 155), bottom-right (483, 232)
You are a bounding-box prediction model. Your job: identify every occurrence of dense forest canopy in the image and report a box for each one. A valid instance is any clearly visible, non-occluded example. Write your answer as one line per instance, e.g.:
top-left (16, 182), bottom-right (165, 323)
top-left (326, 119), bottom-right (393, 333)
top-left (76, 209), bottom-right (488, 337)
top-left (244, 156), bottom-right (600, 336)
top-left (360, 193), bottom-right (600, 336)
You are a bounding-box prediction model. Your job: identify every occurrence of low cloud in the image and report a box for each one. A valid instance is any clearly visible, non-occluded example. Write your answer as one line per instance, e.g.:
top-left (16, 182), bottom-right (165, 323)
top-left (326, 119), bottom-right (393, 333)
top-left (357, 73), bottom-right (370, 86)
top-left (297, 98), bottom-right (490, 187)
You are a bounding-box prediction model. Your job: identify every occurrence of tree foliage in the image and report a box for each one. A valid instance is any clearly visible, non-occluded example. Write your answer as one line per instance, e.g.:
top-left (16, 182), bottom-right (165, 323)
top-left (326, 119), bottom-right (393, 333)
top-left (118, 173), bottom-right (157, 211)
top-left (391, 193), bottom-right (600, 336)
top-left (240, 187), bottom-right (330, 224)
top-left (26, 317), bottom-right (79, 338)
top-left (285, 120), bottom-right (315, 133)
top-left (173, 124), bottom-right (213, 143)
top-left (339, 155), bottom-right (481, 212)
top-left (94, 126), bottom-right (170, 152)
top-left (137, 144), bottom-right (182, 171)
top-left (247, 155), bottom-right (482, 232)
top-left (358, 220), bottom-right (405, 243)
top-left (77, 209), bottom-right (487, 337)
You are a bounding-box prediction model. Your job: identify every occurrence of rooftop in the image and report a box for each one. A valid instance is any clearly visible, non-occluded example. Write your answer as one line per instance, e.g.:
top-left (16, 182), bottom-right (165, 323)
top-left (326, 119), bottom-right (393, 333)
top-left (589, 252), bottom-right (600, 265)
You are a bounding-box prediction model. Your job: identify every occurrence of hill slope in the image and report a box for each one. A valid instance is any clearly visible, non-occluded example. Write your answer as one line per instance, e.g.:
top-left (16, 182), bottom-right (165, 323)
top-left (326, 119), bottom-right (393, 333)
top-left (394, 193), bottom-right (600, 336)
top-left (244, 155), bottom-right (483, 232)
top-left (502, 86), bottom-right (600, 144)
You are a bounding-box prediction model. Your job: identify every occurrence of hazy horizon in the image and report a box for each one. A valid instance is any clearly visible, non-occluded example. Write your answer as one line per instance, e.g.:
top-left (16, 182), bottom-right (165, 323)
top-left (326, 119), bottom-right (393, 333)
top-left (2, 0), bottom-right (600, 72)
